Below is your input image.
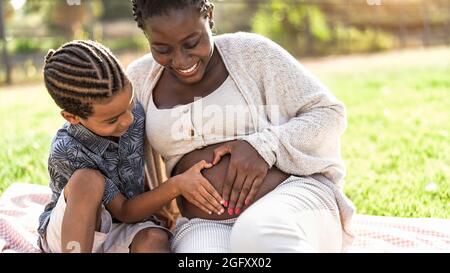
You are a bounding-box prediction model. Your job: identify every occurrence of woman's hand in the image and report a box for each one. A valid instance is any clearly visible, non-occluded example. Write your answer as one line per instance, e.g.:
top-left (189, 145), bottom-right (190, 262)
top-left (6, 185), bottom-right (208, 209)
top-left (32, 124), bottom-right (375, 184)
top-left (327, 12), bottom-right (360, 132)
top-left (212, 140), bottom-right (269, 216)
top-left (174, 160), bottom-right (225, 215)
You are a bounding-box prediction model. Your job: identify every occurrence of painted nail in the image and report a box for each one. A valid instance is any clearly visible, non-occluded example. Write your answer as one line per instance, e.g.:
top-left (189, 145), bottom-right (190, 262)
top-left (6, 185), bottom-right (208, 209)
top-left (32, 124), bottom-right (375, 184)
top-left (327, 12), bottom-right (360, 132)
top-left (219, 208), bottom-right (225, 215)
top-left (245, 199), bottom-right (251, 206)
top-left (228, 208), bottom-right (234, 216)
top-left (235, 208), bottom-right (240, 215)
top-left (223, 201), bottom-right (228, 208)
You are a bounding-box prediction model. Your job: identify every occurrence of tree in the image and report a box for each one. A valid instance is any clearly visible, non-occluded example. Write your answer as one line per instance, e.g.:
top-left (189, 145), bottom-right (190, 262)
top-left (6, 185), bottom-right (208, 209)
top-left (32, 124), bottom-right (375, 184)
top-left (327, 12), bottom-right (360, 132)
top-left (100, 0), bottom-right (133, 21)
top-left (252, 0), bottom-right (331, 56)
top-left (0, 0), bottom-right (11, 84)
top-left (24, 0), bottom-right (103, 39)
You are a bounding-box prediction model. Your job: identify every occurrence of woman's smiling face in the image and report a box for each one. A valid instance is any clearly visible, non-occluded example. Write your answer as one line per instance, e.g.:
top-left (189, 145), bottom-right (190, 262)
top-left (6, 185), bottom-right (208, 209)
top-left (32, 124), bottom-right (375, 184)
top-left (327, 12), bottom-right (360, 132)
top-left (143, 7), bottom-right (214, 85)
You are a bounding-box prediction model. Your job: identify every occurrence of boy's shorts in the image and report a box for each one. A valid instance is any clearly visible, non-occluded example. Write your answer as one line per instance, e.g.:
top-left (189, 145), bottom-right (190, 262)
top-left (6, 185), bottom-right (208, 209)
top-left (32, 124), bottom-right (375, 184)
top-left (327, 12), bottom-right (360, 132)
top-left (41, 188), bottom-right (171, 253)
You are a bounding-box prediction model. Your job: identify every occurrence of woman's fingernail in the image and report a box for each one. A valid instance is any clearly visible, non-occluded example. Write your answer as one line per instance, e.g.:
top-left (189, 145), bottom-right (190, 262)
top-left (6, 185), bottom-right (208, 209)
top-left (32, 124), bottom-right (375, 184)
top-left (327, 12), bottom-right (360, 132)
top-left (235, 208), bottom-right (240, 215)
top-left (223, 201), bottom-right (228, 207)
top-left (219, 208), bottom-right (224, 215)
top-left (228, 208), bottom-right (234, 216)
top-left (208, 211), bottom-right (212, 215)
top-left (245, 199), bottom-right (251, 206)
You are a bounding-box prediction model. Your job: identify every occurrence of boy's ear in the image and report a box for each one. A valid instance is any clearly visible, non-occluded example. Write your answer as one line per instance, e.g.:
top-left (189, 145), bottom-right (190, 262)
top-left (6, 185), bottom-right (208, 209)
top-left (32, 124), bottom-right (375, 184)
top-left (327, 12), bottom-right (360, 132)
top-left (61, 111), bottom-right (81, 125)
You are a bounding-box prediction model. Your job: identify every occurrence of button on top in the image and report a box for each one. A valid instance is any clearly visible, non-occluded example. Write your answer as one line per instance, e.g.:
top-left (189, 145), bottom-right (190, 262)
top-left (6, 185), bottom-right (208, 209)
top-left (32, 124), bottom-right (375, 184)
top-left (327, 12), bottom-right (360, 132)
top-left (190, 129), bottom-right (195, 137)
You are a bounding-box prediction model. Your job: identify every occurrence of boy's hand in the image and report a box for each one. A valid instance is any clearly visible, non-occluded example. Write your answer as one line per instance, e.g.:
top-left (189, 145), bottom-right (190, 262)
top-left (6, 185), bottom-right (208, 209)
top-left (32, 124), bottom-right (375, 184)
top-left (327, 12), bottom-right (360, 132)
top-left (175, 160), bottom-right (225, 215)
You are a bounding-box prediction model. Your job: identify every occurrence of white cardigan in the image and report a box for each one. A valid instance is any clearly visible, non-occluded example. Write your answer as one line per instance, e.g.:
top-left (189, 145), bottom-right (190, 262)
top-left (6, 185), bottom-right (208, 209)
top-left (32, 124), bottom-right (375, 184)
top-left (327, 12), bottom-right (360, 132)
top-left (127, 32), bottom-right (355, 242)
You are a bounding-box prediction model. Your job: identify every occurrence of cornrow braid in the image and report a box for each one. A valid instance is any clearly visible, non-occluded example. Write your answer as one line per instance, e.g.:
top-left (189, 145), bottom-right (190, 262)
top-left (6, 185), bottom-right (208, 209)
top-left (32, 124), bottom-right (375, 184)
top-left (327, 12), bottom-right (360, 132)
top-left (43, 40), bottom-right (126, 119)
top-left (131, 0), bottom-right (214, 30)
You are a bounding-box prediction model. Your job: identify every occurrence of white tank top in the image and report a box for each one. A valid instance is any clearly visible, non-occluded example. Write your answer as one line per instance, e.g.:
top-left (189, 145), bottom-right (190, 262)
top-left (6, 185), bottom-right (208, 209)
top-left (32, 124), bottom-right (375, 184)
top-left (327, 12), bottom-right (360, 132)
top-left (147, 76), bottom-right (255, 175)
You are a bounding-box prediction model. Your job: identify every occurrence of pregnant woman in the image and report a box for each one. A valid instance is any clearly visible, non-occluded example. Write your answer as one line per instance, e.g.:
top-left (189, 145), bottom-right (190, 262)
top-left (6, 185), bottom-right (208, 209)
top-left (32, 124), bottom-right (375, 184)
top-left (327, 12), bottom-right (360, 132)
top-left (128, 0), bottom-right (355, 252)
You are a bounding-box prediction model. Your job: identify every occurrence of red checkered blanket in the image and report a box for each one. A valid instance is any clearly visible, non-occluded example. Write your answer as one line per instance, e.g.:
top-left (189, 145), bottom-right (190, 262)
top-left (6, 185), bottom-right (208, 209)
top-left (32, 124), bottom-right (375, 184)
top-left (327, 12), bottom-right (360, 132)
top-left (1, 183), bottom-right (449, 253)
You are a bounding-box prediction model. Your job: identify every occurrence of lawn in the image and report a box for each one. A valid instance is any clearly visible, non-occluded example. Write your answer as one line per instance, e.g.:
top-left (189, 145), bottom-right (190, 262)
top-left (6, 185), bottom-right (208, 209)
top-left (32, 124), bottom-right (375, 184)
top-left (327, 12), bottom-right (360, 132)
top-left (0, 47), bottom-right (449, 218)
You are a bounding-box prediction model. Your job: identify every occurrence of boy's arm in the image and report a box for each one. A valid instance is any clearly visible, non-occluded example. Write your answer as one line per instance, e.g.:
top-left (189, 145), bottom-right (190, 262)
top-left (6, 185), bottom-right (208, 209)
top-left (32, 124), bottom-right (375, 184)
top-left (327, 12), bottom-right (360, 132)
top-left (107, 160), bottom-right (224, 223)
top-left (106, 177), bottom-right (181, 224)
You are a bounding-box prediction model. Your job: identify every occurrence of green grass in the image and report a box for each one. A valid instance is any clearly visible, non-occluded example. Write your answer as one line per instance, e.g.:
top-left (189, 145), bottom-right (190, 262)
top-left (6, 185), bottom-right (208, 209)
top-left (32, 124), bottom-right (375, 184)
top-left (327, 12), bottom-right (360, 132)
top-left (0, 49), bottom-right (449, 218)
top-left (0, 85), bottom-right (62, 192)
top-left (321, 64), bottom-right (450, 218)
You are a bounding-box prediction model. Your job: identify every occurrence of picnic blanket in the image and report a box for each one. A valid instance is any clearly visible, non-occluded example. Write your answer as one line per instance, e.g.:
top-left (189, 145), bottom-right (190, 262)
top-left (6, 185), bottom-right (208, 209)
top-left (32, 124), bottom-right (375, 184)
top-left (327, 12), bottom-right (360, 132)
top-left (1, 183), bottom-right (449, 253)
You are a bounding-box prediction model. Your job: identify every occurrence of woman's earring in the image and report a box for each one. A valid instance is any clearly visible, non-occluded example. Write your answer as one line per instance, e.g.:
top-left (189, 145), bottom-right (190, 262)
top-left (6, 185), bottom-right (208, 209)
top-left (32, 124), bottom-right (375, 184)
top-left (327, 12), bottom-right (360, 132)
top-left (209, 20), bottom-right (216, 35)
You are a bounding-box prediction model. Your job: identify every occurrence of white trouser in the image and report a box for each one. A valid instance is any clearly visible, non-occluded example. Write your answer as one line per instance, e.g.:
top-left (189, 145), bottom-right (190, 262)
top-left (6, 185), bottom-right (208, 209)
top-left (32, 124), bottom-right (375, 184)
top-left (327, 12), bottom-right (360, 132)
top-left (171, 175), bottom-right (343, 253)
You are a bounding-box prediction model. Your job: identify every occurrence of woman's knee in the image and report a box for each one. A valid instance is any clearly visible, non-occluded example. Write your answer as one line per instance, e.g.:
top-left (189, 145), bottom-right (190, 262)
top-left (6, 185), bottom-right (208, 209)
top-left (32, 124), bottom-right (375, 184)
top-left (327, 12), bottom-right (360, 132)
top-left (64, 169), bottom-right (105, 203)
top-left (231, 207), bottom-right (342, 252)
top-left (230, 208), bottom-right (286, 252)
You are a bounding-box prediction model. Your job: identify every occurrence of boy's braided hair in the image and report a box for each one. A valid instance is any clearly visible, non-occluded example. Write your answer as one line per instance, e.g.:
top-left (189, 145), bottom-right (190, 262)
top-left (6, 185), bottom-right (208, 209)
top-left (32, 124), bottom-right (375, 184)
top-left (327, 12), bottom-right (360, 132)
top-left (131, 0), bottom-right (214, 30)
top-left (43, 40), bottom-right (126, 119)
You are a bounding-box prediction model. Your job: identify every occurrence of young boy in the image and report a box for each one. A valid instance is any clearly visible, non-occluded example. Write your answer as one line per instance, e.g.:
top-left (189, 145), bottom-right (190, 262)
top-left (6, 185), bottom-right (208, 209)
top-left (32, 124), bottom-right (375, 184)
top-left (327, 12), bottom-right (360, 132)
top-left (38, 40), bottom-right (224, 253)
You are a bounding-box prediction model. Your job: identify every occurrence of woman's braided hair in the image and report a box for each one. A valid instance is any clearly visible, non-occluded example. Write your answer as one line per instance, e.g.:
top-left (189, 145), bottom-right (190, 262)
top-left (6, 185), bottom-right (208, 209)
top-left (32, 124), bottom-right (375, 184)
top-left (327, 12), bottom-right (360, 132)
top-left (131, 0), bottom-right (214, 30)
top-left (43, 40), bottom-right (126, 119)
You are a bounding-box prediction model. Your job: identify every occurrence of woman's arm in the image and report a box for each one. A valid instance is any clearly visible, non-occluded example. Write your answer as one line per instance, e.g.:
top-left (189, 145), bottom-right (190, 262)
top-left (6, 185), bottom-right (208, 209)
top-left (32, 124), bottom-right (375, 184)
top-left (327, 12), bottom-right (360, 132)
top-left (243, 34), bottom-right (347, 183)
top-left (207, 34), bottom-right (347, 212)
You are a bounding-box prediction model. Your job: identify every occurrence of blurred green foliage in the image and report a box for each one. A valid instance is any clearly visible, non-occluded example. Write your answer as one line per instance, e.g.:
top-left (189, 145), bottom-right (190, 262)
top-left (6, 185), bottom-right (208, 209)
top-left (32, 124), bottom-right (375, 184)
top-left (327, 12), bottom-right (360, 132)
top-left (252, 0), bottom-right (397, 56)
top-left (8, 36), bottom-right (148, 54)
top-left (102, 36), bottom-right (149, 53)
top-left (9, 37), bottom-right (66, 54)
top-left (23, 0), bottom-right (103, 37)
top-left (3, 0), bottom-right (450, 57)
top-left (99, 0), bottom-right (133, 21)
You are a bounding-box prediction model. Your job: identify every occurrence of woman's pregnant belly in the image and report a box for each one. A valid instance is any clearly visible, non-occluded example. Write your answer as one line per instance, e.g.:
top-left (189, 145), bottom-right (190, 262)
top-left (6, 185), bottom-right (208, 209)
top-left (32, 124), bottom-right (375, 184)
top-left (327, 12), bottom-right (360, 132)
top-left (172, 143), bottom-right (289, 220)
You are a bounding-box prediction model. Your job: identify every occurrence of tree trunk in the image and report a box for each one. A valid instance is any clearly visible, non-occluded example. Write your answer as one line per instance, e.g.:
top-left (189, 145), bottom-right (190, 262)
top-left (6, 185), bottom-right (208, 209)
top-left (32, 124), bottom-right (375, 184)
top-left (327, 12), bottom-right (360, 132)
top-left (304, 13), bottom-right (315, 56)
top-left (446, 2), bottom-right (450, 45)
top-left (422, 0), bottom-right (431, 47)
top-left (0, 0), bottom-right (11, 85)
top-left (398, 14), bottom-right (407, 48)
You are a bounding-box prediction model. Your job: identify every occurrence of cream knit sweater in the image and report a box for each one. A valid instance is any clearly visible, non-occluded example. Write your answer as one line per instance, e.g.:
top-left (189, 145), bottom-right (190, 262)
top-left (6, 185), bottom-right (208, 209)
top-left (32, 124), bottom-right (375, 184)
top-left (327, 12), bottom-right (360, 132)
top-left (127, 32), bottom-right (355, 242)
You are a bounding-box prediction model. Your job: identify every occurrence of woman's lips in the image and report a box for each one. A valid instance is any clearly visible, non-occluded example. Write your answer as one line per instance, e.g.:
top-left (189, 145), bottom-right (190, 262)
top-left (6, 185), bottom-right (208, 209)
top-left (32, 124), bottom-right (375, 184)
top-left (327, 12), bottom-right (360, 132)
top-left (173, 61), bottom-right (200, 77)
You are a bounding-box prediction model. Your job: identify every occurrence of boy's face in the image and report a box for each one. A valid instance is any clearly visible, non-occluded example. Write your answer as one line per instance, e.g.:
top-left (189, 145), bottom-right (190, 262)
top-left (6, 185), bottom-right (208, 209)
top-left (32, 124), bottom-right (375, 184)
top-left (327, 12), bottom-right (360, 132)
top-left (62, 81), bottom-right (135, 138)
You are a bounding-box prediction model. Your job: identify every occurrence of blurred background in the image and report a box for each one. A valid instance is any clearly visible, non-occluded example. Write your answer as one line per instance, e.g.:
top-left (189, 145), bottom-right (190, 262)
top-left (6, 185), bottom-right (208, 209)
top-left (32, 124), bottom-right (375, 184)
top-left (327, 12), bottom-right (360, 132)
top-left (0, 0), bottom-right (449, 218)
top-left (1, 0), bottom-right (449, 83)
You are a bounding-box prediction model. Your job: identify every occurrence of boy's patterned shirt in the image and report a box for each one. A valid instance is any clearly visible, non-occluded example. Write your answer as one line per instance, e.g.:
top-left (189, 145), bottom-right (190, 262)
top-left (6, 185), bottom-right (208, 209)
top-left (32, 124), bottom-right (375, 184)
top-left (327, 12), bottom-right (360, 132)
top-left (37, 102), bottom-right (146, 239)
